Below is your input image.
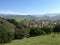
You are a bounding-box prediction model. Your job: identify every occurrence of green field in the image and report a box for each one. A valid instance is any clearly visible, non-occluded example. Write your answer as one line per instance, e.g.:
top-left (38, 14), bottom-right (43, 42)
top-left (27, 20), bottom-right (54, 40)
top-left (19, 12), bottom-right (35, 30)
top-left (1, 34), bottom-right (60, 45)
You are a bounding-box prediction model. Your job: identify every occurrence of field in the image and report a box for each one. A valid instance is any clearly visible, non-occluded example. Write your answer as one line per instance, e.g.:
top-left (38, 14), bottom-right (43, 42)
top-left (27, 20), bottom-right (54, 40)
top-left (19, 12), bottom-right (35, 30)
top-left (1, 33), bottom-right (60, 45)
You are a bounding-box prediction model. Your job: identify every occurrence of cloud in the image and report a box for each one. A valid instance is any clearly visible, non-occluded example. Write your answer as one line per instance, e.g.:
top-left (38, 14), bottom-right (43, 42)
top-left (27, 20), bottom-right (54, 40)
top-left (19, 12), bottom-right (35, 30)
top-left (0, 10), bottom-right (28, 15)
top-left (0, 10), bottom-right (60, 16)
top-left (0, 10), bottom-right (46, 15)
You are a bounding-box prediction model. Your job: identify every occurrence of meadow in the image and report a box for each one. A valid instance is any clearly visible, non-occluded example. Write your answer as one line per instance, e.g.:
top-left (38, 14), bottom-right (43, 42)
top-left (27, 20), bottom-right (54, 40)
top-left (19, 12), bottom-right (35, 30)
top-left (1, 33), bottom-right (60, 45)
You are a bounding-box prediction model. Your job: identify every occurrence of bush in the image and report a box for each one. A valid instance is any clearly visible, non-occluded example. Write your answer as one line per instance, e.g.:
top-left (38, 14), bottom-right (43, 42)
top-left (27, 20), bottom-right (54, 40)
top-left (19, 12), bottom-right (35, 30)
top-left (14, 28), bottom-right (25, 39)
top-left (14, 26), bottom-right (30, 39)
top-left (6, 19), bottom-right (18, 26)
top-left (29, 27), bottom-right (44, 37)
top-left (0, 26), bottom-right (14, 43)
top-left (42, 26), bottom-right (53, 34)
top-left (53, 24), bottom-right (60, 33)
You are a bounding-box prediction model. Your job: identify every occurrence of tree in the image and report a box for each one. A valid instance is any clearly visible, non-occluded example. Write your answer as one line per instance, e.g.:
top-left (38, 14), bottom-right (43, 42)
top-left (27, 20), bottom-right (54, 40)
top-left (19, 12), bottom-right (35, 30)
top-left (6, 19), bottom-right (18, 25)
top-left (14, 25), bottom-right (30, 39)
top-left (42, 26), bottom-right (52, 34)
top-left (53, 24), bottom-right (60, 33)
top-left (14, 28), bottom-right (25, 39)
top-left (0, 26), bottom-right (14, 43)
top-left (29, 27), bottom-right (44, 37)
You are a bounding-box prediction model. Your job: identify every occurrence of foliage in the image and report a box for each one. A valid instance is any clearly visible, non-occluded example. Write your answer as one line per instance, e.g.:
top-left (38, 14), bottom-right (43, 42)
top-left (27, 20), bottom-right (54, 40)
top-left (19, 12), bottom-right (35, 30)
top-left (0, 26), bottom-right (14, 44)
top-left (29, 27), bottom-right (44, 37)
top-left (14, 28), bottom-right (25, 39)
top-left (6, 19), bottom-right (18, 25)
top-left (42, 26), bottom-right (53, 34)
top-left (3, 34), bottom-right (60, 45)
top-left (53, 24), bottom-right (60, 33)
top-left (14, 24), bottom-right (30, 39)
top-left (1, 17), bottom-right (60, 44)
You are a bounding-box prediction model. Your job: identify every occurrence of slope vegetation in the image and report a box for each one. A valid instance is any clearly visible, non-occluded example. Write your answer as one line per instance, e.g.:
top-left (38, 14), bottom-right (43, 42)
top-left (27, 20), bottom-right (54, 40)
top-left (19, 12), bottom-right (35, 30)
top-left (3, 34), bottom-right (60, 45)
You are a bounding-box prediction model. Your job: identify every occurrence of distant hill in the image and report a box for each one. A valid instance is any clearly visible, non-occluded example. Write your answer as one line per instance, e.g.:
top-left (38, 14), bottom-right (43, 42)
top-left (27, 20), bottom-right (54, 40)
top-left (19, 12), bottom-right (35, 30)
top-left (38, 15), bottom-right (51, 20)
top-left (0, 14), bottom-right (37, 22)
top-left (0, 14), bottom-right (60, 22)
top-left (52, 15), bottom-right (60, 20)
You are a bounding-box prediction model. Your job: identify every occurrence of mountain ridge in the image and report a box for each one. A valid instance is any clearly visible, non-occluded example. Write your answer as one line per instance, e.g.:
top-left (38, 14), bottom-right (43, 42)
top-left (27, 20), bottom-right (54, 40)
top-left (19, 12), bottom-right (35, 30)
top-left (0, 14), bottom-right (60, 21)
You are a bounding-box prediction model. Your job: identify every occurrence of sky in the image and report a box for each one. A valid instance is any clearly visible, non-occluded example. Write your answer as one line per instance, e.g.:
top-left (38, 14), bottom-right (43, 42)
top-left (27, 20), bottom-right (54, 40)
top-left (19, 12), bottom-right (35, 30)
top-left (0, 0), bottom-right (60, 15)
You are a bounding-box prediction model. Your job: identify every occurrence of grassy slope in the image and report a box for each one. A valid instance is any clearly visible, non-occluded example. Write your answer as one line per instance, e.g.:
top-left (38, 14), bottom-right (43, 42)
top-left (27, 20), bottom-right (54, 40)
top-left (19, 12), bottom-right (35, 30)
top-left (2, 34), bottom-right (60, 45)
top-left (14, 15), bottom-right (38, 22)
top-left (0, 18), bottom-right (15, 32)
top-left (15, 17), bottom-right (25, 22)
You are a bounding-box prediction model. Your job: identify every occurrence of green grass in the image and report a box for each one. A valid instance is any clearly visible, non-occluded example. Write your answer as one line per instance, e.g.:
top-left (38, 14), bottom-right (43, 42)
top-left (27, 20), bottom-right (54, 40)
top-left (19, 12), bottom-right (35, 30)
top-left (1, 34), bottom-right (60, 45)
top-left (15, 17), bottom-right (25, 22)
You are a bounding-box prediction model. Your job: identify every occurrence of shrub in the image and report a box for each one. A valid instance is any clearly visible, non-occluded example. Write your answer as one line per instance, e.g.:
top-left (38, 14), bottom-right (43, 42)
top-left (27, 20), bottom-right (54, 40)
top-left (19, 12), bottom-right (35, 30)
top-left (14, 26), bottom-right (30, 39)
top-left (42, 26), bottom-right (53, 34)
top-left (14, 28), bottom-right (25, 39)
top-left (29, 27), bottom-right (44, 37)
top-left (0, 26), bottom-right (14, 43)
top-left (53, 24), bottom-right (60, 33)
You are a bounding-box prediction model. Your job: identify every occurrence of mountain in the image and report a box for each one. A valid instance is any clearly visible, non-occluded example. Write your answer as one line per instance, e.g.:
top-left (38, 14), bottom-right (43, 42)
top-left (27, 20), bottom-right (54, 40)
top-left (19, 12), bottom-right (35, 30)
top-left (0, 13), bottom-right (60, 22)
top-left (38, 15), bottom-right (51, 20)
top-left (0, 14), bottom-right (37, 22)
top-left (52, 15), bottom-right (60, 20)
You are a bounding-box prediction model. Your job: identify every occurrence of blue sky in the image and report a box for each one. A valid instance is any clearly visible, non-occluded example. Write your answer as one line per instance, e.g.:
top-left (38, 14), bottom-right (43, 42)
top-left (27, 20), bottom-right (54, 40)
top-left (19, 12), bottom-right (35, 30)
top-left (0, 0), bottom-right (60, 15)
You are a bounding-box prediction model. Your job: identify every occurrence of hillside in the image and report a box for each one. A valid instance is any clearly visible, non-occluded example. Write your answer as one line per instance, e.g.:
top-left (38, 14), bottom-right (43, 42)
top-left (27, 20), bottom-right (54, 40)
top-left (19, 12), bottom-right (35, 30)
top-left (0, 13), bottom-right (60, 21)
top-left (0, 17), bottom-right (15, 32)
top-left (0, 14), bottom-right (37, 22)
top-left (0, 14), bottom-right (60, 44)
top-left (0, 13), bottom-right (60, 22)
top-left (3, 34), bottom-right (60, 45)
